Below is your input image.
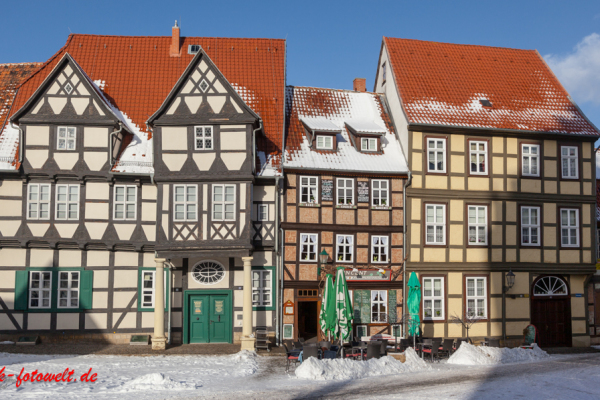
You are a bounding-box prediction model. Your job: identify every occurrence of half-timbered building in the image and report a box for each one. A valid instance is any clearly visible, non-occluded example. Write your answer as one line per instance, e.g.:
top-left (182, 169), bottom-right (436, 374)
top-left (0, 24), bottom-right (285, 350)
top-left (375, 37), bottom-right (600, 347)
top-left (281, 81), bottom-right (409, 342)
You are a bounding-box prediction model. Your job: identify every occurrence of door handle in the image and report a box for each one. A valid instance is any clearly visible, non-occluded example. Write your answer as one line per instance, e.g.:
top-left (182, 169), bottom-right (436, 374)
top-left (196, 317), bottom-right (199, 321)
top-left (218, 315), bottom-right (221, 322)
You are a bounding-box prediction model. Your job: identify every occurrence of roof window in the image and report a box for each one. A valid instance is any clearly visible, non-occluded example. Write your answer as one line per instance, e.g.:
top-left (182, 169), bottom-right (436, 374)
top-left (479, 99), bottom-right (492, 107)
top-left (188, 44), bottom-right (201, 55)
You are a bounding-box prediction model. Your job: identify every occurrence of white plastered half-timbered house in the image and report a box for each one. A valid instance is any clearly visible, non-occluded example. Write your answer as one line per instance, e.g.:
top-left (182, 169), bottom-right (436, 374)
top-left (0, 24), bottom-right (285, 350)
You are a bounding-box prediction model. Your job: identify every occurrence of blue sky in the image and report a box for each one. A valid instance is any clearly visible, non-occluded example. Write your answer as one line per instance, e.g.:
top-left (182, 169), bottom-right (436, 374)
top-left (2, 0), bottom-right (600, 135)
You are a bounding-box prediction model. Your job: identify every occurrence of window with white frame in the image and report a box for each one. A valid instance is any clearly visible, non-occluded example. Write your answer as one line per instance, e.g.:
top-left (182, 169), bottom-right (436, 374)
top-left (425, 204), bottom-right (446, 245)
top-left (423, 277), bottom-right (444, 320)
top-left (173, 185), bottom-right (197, 221)
top-left (257, 204), bottom-right (268, 221)
top-left (336, 235), bottom-right (353, 262)
top-left (141, 271), bottom-right (167, 308)
top-left (561, 146), bottom-right (578, 179)
top-left (469, 141), bottom-right (487, 174)
top-left (372, 180), bottom-right (389, 206)
top-left (522, 144), bottom-right (540, 177)
top-left (371, 236), bottom-right (388, 263)
top-left (467, 205), bottom-right (487, 245)
top-left (337, 178), bottom-right (354, 205)
top-left (466, 277), bottom-right (487, 318)
top-left (114, 185), bottom-right (136, 220)
top-left (252, 269), bottom-right (272, 307)
top-left (371, 290), bottom-right (387, 322)
top-left (300, 176), bottom-right (318, 204)
top-left (55, 184), bottom-right (79, 220)
top-left (521, 206), bottom-right (540, 246)
top-left (195, 126), bottom-right (213, 150)
top-left (213, 184), bottom-right (235, 221)
top-left (300, 233), bottom-right (318, 261)
top-left (560, 209), bottom-right (579, 247)
top-left (29, 271), bottom-right (52, 309)
top-left (27, 183), bottom-right (50, 220)
top-left (361, 137), bottom-right (377, 152)
top-left (57, 126), bottom-right (76, 150)
top-left (427, 138), bottom-right (446, 173)
top-left (58, 271), bottom-right (79, 308)
top-left (316, 135), bottom-right (333, 150)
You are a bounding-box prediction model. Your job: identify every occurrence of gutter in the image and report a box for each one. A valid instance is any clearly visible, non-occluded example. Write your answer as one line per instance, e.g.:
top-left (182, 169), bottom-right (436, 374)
top-left (284, 166), bottom-right (409, 176)
top-left (408, 122), bottom-right (600, 139)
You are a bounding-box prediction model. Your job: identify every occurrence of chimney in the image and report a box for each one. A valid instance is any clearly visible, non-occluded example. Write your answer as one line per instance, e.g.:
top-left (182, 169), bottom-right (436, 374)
top-left (170, 20), bottom-right (180, 57)
top-left (353, 78), bottom-right (366, 92)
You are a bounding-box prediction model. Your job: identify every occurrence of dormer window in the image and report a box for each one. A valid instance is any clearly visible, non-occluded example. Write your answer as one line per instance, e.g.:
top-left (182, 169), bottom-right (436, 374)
top-left (188, 44), bottom-right (201, 55)
top-left (361, 137), bottom-right (378, 152)
top-left (316, 135), bottom-right (333, 150)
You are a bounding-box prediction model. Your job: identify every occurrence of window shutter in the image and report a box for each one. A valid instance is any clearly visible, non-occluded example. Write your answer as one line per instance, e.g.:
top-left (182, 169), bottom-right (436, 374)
top-left (14, 271), bottom-right (29, 310)
top-left (79, 270), bottom-right (94, 310)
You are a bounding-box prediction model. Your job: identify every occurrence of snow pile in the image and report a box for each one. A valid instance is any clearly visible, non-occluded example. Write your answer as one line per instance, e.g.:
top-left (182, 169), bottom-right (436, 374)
top-left (295, 348), bottom-right (429, 381)
top-left (121, 372), bottom-right (199, 391)
top-left (448, 343), bottom-right (549, 365)
top-left (230, 350), bottom-right (259, 376)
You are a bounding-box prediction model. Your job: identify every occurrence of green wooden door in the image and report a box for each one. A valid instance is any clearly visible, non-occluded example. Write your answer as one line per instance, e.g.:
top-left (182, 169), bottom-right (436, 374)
top-left (209, 295), bottom-right (230, 342)
top-left (189, 295), bottom-right (209, 343)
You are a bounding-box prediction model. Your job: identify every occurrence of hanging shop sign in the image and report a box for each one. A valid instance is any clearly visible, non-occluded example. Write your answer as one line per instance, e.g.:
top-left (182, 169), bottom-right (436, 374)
top-left (344, 269), bottom-right (391, 281)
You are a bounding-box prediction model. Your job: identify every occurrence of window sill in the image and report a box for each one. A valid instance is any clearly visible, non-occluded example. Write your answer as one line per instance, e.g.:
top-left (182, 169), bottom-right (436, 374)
top-left (336, 205), bottom-right (357, 209)
top-left (299, 203), bottom-right (320, 208)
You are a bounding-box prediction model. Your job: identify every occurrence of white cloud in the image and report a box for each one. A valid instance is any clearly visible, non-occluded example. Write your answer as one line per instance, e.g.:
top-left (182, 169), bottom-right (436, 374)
top-left (544, 33), bottom-right (600, 105)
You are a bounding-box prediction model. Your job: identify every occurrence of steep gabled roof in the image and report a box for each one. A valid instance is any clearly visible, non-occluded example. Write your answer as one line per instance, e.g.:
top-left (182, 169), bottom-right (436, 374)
top-left (0, 62), bottom-right (42, 170)
top-left (284, 86), bottom-right (408, 174)
top-left (6, 34), bottom-right (285, 174)
top-left (383, 37), bottom-right (600, 136)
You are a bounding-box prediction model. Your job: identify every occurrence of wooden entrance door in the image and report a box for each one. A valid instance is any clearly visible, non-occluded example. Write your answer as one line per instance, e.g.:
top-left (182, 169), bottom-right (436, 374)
top-left (531, 297), bottom-right (571, 347)
top-left (188, 294), bottom-right (231, 343)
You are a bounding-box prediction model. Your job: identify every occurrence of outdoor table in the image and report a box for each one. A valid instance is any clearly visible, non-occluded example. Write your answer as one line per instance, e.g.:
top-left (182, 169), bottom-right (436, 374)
top-left (351, 346), bottom-right (367, 360)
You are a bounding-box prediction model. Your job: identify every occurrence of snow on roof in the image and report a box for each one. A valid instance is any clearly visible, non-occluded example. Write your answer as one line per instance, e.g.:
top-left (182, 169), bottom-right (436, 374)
top-left (345, 119), bottom-right (386, 135)
top-left (384, 37), bottom-right (600, 136)
top-left (284, 86), bottom-right (408, 174)
top-left (301, 116), bottom-right (342, 132)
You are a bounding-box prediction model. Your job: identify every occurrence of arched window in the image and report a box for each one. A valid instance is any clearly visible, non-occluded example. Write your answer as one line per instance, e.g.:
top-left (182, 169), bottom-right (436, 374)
top-left (192, 261), bottom-right (225, 285)
top-left (533, 276), bottom-right (568, 297)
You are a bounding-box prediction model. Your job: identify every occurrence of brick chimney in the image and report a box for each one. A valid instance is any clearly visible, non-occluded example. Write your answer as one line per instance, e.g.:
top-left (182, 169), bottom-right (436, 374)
top-left (170, 20), bottom-right (180, 57)
top-left (353, 78), bottom-right (366, 92)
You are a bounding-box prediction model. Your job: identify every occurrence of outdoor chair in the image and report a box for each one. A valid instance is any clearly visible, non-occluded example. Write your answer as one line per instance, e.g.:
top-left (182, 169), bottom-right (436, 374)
top-left (422, 339), bottom-right (442, 362)
top-left (399, 338), bottom-right (411, 352)
top-left (365, 342), bottom-right (381, 360)
top-left (292, 341), bottom-right (303, 351)
top-left (379, 339), bottom-right (389, 356)
top-left (349, 342), bottom-right (368, 360)
top-left (298, 337), bottom-right (305, 344)
top-left (302, 345), bottom-right (321, 361)
top-left (283, 343), bottom-right (300, 372)
top-left (440, 339), bottom-right (455, 358)
top-left (420, 338), bottom-right (432, 357)
top-left (455, 338), bottom-right (468, 350)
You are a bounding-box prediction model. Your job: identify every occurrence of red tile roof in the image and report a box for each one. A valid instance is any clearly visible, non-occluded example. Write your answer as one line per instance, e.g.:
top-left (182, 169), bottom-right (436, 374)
top-left (383, 37), bottom-right (600, 136)
top-left (8, 34), bottom-right (285, 172)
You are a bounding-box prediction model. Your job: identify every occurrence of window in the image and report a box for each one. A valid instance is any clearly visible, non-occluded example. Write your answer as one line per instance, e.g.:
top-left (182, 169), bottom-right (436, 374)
top-left (427, 138), bottom-right (446, 173)
top-left (560, 209), bottom-right (579, 247)
top-left (423, 277), bottom-right (444, 320)
top-left (372, 180), bottom-right (389, 206)
top-left (300, 176), bottom-right (318, 204)
top-left (466, 277), bottom-right (487, 318)
top-left (212, 184), bottom-right (235, 221)
top-left (521, 206), bottom-right (540, 246)
top-left (27, 183), bottom-right (50, 220)
top-left (114, 185), bottom-right (136, 220)
top-left (188, 44), bottom-right (200, 54)
top-left (361, 137), bottom-right (377, 152)
top-left (382, 62), bottom-right (387, 83)
top-left (467, 205), bottom-right (487, 245)
top-left (252, 269), bottom-right (272, 307)
top-left (257, 204), bottom-right (268, 221)
top-left (57, 126), bottom-right (76, 150)
top-left (522, 144), bottom-right (540, 177)
top-left (141, 271), bottom-right (155, 308)
top-left (195, 126), bottom-right (213, 150)
top-left (469, 141), bottom-right (487, 174)
top-left (337, 178), bottom-right (354, 205)
top-left (55, 184), bottom-right (79, 220)
top-left (58, 271), bottom-right (79, 308)
top-left (300, 233), bottom-right (318, 261)
top-left (192, 261), bottom-right (225, 285)
top-left (371, 236), bottom-right (388, 263)
top-left (174, 185), bottom-right (197, 221)
top-left (316, 135), bottom-right (333, 150)
top-left (336, 235), bottom-right (353, 262)
top-left (371, 290), bottom-right (387, 323)
top-left (561, 146), bottom-right (578, 179)
top-left (425, 204), bottom-right (446, 245)
top-left (29, 271), bottom-right (52, 309)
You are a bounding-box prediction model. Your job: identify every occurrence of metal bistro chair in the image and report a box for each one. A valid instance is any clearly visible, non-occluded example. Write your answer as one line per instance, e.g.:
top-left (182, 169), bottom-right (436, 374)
top-left (440, 339), bottom-right (455, 358)
top-left (366, 342), bottom-right (382, 360)
top-left (283, 343), bottom-right (300, 372)
top-left (255, 326), bottom-right (269, 352)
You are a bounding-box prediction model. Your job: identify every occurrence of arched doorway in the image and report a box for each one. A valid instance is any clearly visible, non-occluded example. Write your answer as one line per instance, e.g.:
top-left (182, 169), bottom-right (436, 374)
top-left (530, 276), bottom-right (571, 347)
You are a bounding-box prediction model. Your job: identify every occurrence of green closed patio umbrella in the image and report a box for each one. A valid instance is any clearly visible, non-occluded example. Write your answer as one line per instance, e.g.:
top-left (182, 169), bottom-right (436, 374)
top-left (407, 272), bottom-right (421, 346)
top-left (335, 267), bottom-right (353, 342)
top-left (319, 274), bottom-right (336, 340)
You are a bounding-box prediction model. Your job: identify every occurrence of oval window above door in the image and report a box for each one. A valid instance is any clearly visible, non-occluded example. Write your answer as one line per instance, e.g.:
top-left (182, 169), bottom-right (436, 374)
top-left (533, 276), bottom-right (568, 296)
top-left (192, 261), bottom-right (225, 285)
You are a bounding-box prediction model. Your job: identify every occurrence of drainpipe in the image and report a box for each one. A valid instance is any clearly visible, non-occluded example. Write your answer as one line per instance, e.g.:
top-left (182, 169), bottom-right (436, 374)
top-left (402, 170), bottom-right (412, 338)
top-left (274, 176), bottom-right (281, 345)
top-left (10, 122), bottom-right (23, 164)
top-left (109, 122), bottom-right (125, 169)
top-left (252, 120), bottom-right (263, 175)
top-left (166, 261), bottom-right (175, 344)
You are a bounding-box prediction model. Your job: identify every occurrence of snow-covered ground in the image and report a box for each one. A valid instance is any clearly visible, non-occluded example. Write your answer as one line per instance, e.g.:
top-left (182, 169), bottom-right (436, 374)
top-left (0, 348), bottom-right (599, 399)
